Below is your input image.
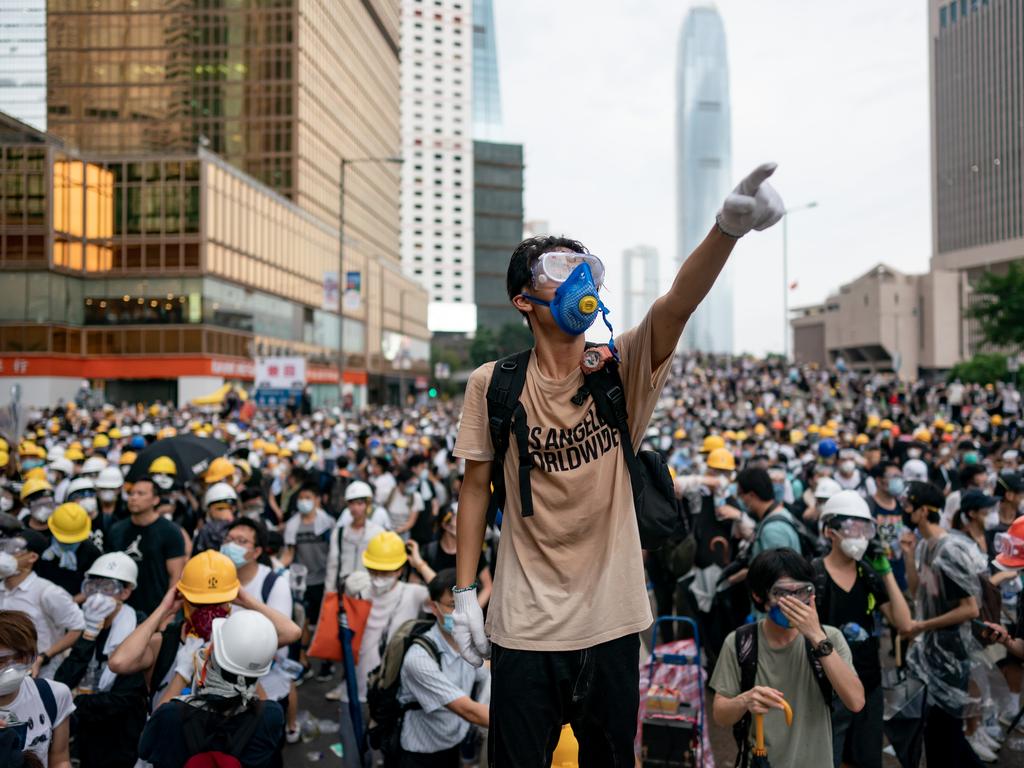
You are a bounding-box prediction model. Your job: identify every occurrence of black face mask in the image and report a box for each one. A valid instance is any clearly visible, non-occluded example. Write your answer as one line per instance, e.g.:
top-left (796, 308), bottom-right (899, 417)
top-left (902, 509), bottom-right (917, 531)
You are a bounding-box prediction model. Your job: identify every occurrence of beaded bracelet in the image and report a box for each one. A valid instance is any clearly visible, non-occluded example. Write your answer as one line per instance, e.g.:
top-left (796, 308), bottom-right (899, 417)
top-left (451, 582), bottom-right (479, 594)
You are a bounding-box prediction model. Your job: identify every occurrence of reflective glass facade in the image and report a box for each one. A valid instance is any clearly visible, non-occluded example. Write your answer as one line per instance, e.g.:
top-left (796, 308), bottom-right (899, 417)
top-left (471, 0), bottom-right (502, 139)
top-left (0, 0), bottom-right (47, 130)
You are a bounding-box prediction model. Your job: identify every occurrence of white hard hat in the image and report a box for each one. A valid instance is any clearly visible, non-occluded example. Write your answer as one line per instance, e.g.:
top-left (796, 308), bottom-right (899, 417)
top-left (47, 446), bottom-right (66, 462)
top-left (813, 477), bottom-right (843, 500)
top-left (85, 552), bottom-right (138, 587)
top-left (66, 477), bottom-right (96, 498)
top-left (80, 456), bottom-right (108, 475)
top-left (94, 466), bottom-right (125, 490)
top-left (344, 480), bottom-right (373, 502)
top-left (203, 482), bottom-right (238, 508)
top-left (140, 422), bottom-right (155, 436)
top-left (902, 459), bottom-right (929, 482)
top-left (211, 610), bottom-right (277, 677)
top-left (820, 489), bottom-right (873, 524)
top-left (48, 457), bottom-right (74, 477)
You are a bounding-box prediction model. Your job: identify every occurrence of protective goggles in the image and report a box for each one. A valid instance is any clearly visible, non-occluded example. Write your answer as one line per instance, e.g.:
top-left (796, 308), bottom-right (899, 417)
top-left (530, 251), bottom-right (605, 290)
top-left (830, 518), bottom-right (877, 539)
top-left (0, 537), bottom-right (27, 555)
top-left (81, 576), bottom-right (126, 597)
top-left (768, 581), bottom-right (815, 605)
top-left (994, 533), bottom-right (1024, 562)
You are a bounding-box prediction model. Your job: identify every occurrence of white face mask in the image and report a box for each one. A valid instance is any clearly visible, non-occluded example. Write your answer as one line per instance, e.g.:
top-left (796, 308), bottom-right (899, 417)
top-left (907, 448), bottom-right (922, 460)
top-left (0, 663), bottom-right (31, 696)
top-left (98, 489), bottom-right (118, 504)
top-left (0, 552), bottom-right (19, 579)
top-left (152, 473), bottom-right (174, 490)
top-left (839, 536), bottom-right (869, 561)
top-left (77, 496), bottom-right (98, 515)
top-left (0, 496), bottom-right (12, 512)
top-left (297, 498), bottom-right (315, 514)
top-left (31, 503), bottom-right (55, 523)
top-left (984, 509), bottom-right (1001, 531)
top-left (370, 575), bottom-right (397, 596)
top-left (840, 461), bottom-right (855, 476)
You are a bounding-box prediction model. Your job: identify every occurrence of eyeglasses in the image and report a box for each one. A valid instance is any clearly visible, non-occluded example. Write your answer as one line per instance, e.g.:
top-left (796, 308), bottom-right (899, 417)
top-left (0, 538), bottom-right (27, 555)
top-left (768, 581), bottom-right (815, 605)
top-left (222, 536), bottom-right (253, 548)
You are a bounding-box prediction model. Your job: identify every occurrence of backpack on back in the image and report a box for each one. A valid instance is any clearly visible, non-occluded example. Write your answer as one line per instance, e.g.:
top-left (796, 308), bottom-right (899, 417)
top-left (365, 618), bottom-right (442, 759)
top-left (758, 508), bottom-right (825, 559)
top-left (177, 700), bottom-right (266, 768)
top-left (484, 346), bottom-right (688, 550)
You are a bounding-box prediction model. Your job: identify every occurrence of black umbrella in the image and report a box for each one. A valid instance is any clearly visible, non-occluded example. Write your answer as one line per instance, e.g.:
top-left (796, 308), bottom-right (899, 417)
top-left (124, 434), bottom-right (229, 482)
top-left (749, 700), bottom-right (792, 768)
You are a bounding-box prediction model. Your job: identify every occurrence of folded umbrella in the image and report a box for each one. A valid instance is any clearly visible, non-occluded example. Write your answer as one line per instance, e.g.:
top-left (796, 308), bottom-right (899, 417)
top-left (124, 434), bottom-right (229, 482)
top-left (750, 698), bottom-right (792, 768)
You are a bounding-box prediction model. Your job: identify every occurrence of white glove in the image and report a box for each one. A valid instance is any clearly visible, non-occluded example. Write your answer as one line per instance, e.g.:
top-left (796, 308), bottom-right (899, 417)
top-left (344, 571), bottom-right (371, 598)
top-left (83, 594), bottom-right (118, 637)
top-left (716, 162), bottom-right (785, 237)
top-left (452, 588), bottom-right (489, 667)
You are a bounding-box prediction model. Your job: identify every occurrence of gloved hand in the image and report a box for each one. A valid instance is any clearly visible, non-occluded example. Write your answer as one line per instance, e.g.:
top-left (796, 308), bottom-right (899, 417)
top-left (866, 552), bottom-right (893, 576)
top-left (716, 162), bottom-right (785, 237)
top-left (452, 587), bottom-right (489, 667)
top-left (83, 594), bottom-right (118, 638)
top-left (344, 570), bottom-right (371, 598)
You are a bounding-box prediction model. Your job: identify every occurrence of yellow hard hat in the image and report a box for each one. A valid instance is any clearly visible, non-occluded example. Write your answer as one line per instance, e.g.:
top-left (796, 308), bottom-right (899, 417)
top-left (550, 724), bottom-right (579, 767)
top-left (913, 429), bottom-right (933, 443)
top-left (819, 427), bottom-right (837, 439)
top-left (0, 451), bottom-right (7, 468)
top-left (932, 418), bottom-right (946, 431)
top-left (964, 424), bottom-right (973, 434)
top-left (65, 447), bottom-right (85, 462)
top-left (991, 414), bottom-right (1003, 427)
top-left (158, 426), bottom-right (177, 440)
top-left (420, 436), bottom-right (432, 448)
top-left (263, 443), bottom-right (280, 456)
top-left (362, 531), bottom-right (408, 571)
top-left (204, 457), bottom-right (234, 484)
top-left (755, 407), bottom-right (766, 418)
top-left (93, 434), bottom-right (110, 449)
top-left (753, 423), bottom-right (767, 437)
top-left (149, 404), bottom-right (160, 417)
top-left (706, 447), bottom-right (737, 472)
top-left (232, 459), bottom-right (252, 480)
top-left (735, 430), bottom-right (749, 442)
top-left (149, 456), bottom-right (177, 475)
top-left (826, 419), bottom-right (839, 431)
top-left (49, 422), bottom-right (60, 435)
top-left (298, 439), bottom-right (316, 454)
top-left (395, 438), bottom-right (408, 449)
top-left (0, 437), bottom-right (8, 453)
top-left (279, 448), bottom-right (293, 458)
top-left (69, 441), bottom-right (83, 451)
top-left (700, 435), bottom-right (725, 454)
top-left (48, 502), bottom-right (92, 544)
top-left (286, 424), bottom-right (299, 434)
top-left (790, 430), bottom-right (805, 445)
top-left (673, 428), bottom-right (686, 440)
top-left (879, 419), bottom-right (894, 430)
top-left (403, 424), bottom-right (416, 436)
top-left (176, 550), bottom-right (240, 604)
top-left (866, 415), bottom-right (880, 429)
top-left (808, 425), bottom-right (820, 435)
top-left (24, 466), bottom-right (46, 481)
top-left (20, 476), bottom-right (53, 501)
top-left (944, 423), bottom-right (956, 433)
top-left (119, 451), bottom-right (137, 466)
top-left (108, 427), bottom-right (123, 439)
top-left (854, 433), bottom-right (870, 447)
top-left (723, 430), bottom-right (738, 442)
top-left (18, 442), bottom-right (36, 457)
top-left (190, 422), bottom-right (203, 432)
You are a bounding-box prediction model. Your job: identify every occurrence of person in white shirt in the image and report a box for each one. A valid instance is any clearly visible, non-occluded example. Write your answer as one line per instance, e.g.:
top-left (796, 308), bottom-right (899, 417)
top-left (0, 609), bottom-right (75, 768)
top-left (325, 481), bottom-right (385, 596)
top-left (386, 469), bottom-right (425, 543)
top-left (371, 457), bottom-right (397, 507)
top-left (0, 530), bottom-right (84, 679)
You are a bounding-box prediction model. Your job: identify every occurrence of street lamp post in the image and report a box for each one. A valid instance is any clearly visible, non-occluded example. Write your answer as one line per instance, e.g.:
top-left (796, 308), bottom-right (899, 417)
top-left (782, 201), bottom-right (818, 361)
top-left (338, 155), bottom-right (403, 403)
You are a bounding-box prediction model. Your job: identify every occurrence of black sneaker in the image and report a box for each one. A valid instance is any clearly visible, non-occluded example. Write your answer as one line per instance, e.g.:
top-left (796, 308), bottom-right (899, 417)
top-left (315, 666), bottom-right (334, 682)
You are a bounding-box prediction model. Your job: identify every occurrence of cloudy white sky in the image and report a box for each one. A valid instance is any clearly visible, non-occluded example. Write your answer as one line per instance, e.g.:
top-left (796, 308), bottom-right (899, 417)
top-left (491, 0), bottom-right (932, 355)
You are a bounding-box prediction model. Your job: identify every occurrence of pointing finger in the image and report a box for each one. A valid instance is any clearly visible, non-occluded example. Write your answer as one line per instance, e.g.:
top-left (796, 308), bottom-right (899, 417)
top-left (739, 162), bottom-right (778, 196)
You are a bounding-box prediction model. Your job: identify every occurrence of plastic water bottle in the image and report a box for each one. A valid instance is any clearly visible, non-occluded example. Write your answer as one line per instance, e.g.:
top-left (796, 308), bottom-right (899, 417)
top-left (77, 659), bottom-right (101, 695)
top-left (842, 623), bottom-right (869, 645)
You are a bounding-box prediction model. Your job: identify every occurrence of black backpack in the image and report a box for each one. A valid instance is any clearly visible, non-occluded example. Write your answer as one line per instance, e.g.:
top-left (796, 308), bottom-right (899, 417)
top-left (485, 346), bottom-right (688, 550)
top-left (758, 508), bottom-right (825, 559)
top-left (731, 622), bottom-right (833, 768)
top-left (365, 618), bottom-right (442, 762)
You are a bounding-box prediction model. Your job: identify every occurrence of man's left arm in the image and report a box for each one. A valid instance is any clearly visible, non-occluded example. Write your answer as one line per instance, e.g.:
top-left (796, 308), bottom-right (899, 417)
top-left (649, 163), bottom-right (785, 370)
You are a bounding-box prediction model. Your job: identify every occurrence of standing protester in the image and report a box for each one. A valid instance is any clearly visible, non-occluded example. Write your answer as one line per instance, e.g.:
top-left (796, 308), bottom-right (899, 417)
top-left (35, 503), bottom-right (100, 598)
top-left (105, 476), bottom-right (186, 615)
top-left (452, 163), bottom-right (787, 765)
top-left (738, 467), bottom-right (803, 558)
top-left (407, 506), bottom-right (493, 609)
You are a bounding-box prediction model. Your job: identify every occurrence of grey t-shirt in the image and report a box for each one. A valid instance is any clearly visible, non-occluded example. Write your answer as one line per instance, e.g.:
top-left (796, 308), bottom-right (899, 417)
top-left (284, 509), bottom-right (334, 586)
top-left (710, 622), bottom-right (852, 768)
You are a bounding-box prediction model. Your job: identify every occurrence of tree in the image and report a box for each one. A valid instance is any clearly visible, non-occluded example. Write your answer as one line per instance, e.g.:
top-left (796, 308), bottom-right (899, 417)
top-left (967, 262), bottom-right (1024, 348)
top-left (468, 322), bottom-right (533, 367)
top-left (947, 353), bottom-right (1008, 385)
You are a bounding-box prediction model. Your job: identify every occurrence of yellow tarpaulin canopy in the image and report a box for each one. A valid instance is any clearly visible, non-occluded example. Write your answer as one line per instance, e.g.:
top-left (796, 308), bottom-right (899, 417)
top-left (191, 384), bottom-right (248, 406)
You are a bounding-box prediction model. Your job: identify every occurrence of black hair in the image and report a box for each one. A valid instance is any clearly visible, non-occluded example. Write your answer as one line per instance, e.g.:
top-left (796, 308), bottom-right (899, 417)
top-left (227, 517), bottom-right (269, 552)
top-left (904, 480), bottom-right (945, 522)
top-left (239, 487), bottom-right (263, 503)
top-left (396, 468), bottom-right (414, 484)
top-left (132, 476), bottom-right (158, 495)
top-left (265, 530), bottom-right (284, 555)
top-left (407, 454), bottom-right (427, 469)
top-left (959, 464), bottom-right (987, 488)
top-left (747, 548), bottom-right (814, 610)
top-left (298, 480), bottom-right (320, 496)
top-left (428, 568), bottom-right (457, 602)
top-left (869, 461), bottom-right (898, 479)
top-left (289, 467), bottom-right (310, 483)
top-left (506, 235), bottom-right (589, 319)
top-left (736, 467), bottom-right (774, 502)
top-left (374, 456), bottom-right (391, 472)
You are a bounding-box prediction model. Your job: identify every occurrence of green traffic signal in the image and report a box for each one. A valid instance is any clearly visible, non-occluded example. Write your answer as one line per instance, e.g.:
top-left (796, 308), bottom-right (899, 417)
top-left (428, 387), bottom-right (438, 398)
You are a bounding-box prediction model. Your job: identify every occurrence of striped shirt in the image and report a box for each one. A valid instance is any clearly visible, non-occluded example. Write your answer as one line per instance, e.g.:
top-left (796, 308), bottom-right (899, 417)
top-left (397, 623), bottom-right (490, 753)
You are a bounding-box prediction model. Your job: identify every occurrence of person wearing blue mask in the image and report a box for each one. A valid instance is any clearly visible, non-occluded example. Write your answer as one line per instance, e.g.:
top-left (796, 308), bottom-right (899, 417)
top-left (868, 462), bottom-right (909, 589)
top-left (709, 548), bottom-right (863, 768)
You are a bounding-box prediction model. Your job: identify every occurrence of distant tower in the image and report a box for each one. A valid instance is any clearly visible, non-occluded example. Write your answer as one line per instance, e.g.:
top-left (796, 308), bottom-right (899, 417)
top-left (622, 245), bottom-right (659, 329)
top-left (677, 5), bottom-right (733, 353)
top-left (472, 0), bottom-right (503, 139)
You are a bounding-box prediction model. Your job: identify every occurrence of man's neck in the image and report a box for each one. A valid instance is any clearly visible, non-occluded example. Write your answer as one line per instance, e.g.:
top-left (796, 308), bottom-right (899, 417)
top-left (532, 331), bottom-right (586, 380)
top-left (350, 518), bottom-right (366, 532)
top-left (100, 503), bottom-right (115, 514)
top-left (761, 617), bottom-right (800, 648)
top-left (4, 570), bottom-right (30, 590)
top-left (238, 560), bottom-right (259, 585)
top-left (753, 500), bottom-right (775, 520)
top-left (874, 490), bottom-right (893, 506)
top-left (920, 520), bottom-right (944, 541)
top-left (1000, 502), bottom-right (1017, 523)
top-left (302, 510), bottom-right (317, 523)
top-left (130, 509), bottom-right (159, 527)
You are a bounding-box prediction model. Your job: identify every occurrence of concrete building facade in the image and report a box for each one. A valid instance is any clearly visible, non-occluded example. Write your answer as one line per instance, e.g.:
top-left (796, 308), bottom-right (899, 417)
top-left (473, 140), bottom-right (523, 332)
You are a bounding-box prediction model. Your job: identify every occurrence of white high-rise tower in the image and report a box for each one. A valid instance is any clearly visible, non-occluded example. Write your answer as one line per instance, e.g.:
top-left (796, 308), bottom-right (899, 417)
top-left (677, 5), bottom-right (733, 353)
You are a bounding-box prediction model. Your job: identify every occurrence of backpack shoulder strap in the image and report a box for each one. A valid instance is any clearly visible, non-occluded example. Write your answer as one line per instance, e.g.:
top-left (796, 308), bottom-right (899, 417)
top-left (732, 623), bottom-right (759, 768)
top-left (32, 677), bottom-right (58, 725)
top-left (410, 636), bottom-right (443, 670)
top-left (583, 358), bottom-right (644, 501)
top-left (485, 350), bottom-right (532, 520)
top-left (811, 557), bottom-right (830, 620)
top-left (261, 570), bottom-right (280, 604)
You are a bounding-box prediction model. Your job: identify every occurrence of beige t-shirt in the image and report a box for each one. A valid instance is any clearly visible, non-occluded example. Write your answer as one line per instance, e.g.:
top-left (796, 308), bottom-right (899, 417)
top-left (454, 309), bottom-right (672, 651)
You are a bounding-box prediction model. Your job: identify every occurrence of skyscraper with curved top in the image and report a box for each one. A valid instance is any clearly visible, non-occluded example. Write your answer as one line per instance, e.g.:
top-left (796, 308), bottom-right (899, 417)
top-left (677, 5), bottom-right (733, 353)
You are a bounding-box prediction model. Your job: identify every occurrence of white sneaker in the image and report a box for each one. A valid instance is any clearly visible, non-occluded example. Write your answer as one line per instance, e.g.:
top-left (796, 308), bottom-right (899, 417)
top-left (325, 682), bottom-right (345, 701)
top-left (285, 726), bottom-right (301, 745)
top-left (967, 730), bottom-right (998, 763)
top-left (976, 728), bottom-right (1001, 752)
top-left (984, 724), bottom-right (1005, 744)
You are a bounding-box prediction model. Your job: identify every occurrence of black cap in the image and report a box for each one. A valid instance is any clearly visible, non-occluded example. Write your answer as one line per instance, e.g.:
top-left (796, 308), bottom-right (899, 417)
top-left (996, 471), bottom-right (1024, 497)
top-left (19, 528), bottom-right (49, 555)
top-left (960, 488), bottom-right (997, 513)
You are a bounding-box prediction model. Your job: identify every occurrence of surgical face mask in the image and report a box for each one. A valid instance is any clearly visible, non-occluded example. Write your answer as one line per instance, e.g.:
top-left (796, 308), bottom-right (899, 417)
top-left (152, 473), bottom-right (174, 490)
top-left (907, 448), bottom-right (922, 460)
top-left (76, 495), bottom-right (97, 515)
top-left (370, 574), bottom-right (398, 596)
top-left (242, 504), bottom-right (263, 521)
top-left (404, 481), bottom-right (418, 495)
top-left (984, 508), bottom-right (1001, 531)
top-left (0, 552), bottom-right (18, 579)
top-left (772, 483), bottom-right (786, 503)
top-left (522, 260), bottom-right (608, 338)
top-left (98, 489), bottom-right (118, 504)
top-left (0, 662), bottom-right (31, 696)
top-left (21, 459), bottom-right (43, 471)
top-left (839, 536), bottom-right (869, 561)
top-left (887, 478), bottom-right (905, 498)
top-left (0, 496), bottom-right (12, 512)
top-left (219, 541), bottom-right (249, 567)
top-left (296, 498), bottom-right (315, 515)
top-left (296, 453), bottom-right (310, 466)
top-left (438, 611), bottom-right (455, 634)
top-left (840, 460), bottom-right (855, 475)
top-left (30, 501), bottom-right (55, 523)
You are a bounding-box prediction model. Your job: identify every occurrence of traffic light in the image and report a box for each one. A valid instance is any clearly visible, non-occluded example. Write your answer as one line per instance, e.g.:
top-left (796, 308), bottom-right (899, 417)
top-left (428, 387), bottom-right (438, 398)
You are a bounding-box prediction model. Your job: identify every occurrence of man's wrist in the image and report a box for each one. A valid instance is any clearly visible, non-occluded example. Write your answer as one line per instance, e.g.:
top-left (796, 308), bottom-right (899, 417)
top-left (452, 582), bottom-right (479, 594)
top-left (808, 630), bottom-right (829, 647)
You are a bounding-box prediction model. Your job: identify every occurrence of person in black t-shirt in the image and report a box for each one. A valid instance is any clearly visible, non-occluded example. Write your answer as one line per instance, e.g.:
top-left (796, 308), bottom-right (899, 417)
top-left (407, 505), bottom-right (492, 608)
top-left (814, 491), bottom-right (912, 768)
top-left (106, 477), bottom-right (186, 616)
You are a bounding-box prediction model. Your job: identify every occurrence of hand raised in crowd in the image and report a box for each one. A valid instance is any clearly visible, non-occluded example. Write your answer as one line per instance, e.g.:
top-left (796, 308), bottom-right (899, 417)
top-left (898, 531), bottom-right (917, 560)
top-left (406, 539), bottom-right (424, 570)
top-left (778, 595), bottom-right (826, 643)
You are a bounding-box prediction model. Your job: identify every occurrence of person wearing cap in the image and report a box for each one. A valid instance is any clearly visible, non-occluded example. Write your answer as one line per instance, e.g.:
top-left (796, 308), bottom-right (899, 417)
top-left (138, 609), bottom-right (285, 768)
top-left (952, 488), bottom-right (1000, 557)
top-left (17, 477), bottom-right (56, 534)
top-left (942, 463), bottom-right (990, 530)
top-left (35, 503), bottom-right (101, 598)
top-left (46, 458), bottom-right (73, 506)
top-left (813, 491), bottom-right (912, 768)
top-left (801, 476), bottom-right (841, 525)
top-left (192, 481), bottom-right (239, 554)
top-left (0, 529), bottom-right (85, 679)
top-left (52, 552), bottom-right (147, 768)
top-left (738, 467), bottom-right (803, 559)
top-left (105, 476), bottom-right (187, 616)
top-left (866, 462), bottom-right (909, 590)
top-left (325, 480), bottom-right (386, 601)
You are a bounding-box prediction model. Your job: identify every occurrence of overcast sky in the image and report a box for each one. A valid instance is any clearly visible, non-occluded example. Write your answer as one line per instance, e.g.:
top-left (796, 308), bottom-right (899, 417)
top-left (491, 0), bottom-right (932, 355)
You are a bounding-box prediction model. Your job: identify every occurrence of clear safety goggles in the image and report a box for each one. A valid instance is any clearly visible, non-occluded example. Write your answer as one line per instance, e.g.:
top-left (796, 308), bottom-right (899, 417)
top-left (81, 576), bottom-right (126, 597)
top-left (530, 251), bottom-right (605, 290)
top-left (768, 580), bottom-right (815, 605)
top-left (0, 537), bottom-right (27, 555)
top-left (833, 518), bottom-right (877, 539)
top-left (994, 533), bottom-right (1024, 562)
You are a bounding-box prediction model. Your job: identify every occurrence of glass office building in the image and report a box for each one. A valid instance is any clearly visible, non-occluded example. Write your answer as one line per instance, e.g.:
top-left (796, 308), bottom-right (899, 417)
top-left (0, 0), bottom-right (47, 130)
top-left (472, 0), bottom-right (502, 139)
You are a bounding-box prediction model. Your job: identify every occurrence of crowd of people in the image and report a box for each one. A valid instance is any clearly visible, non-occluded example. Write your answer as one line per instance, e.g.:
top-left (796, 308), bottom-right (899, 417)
top-left (0, 353), bottom-right (1020, 767)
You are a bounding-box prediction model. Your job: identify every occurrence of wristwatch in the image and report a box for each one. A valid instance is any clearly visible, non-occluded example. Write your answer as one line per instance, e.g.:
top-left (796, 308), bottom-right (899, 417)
top-left (810, 638), bottom-right (834, 659)
top-left (38, 652), bottom-right (52, 667)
